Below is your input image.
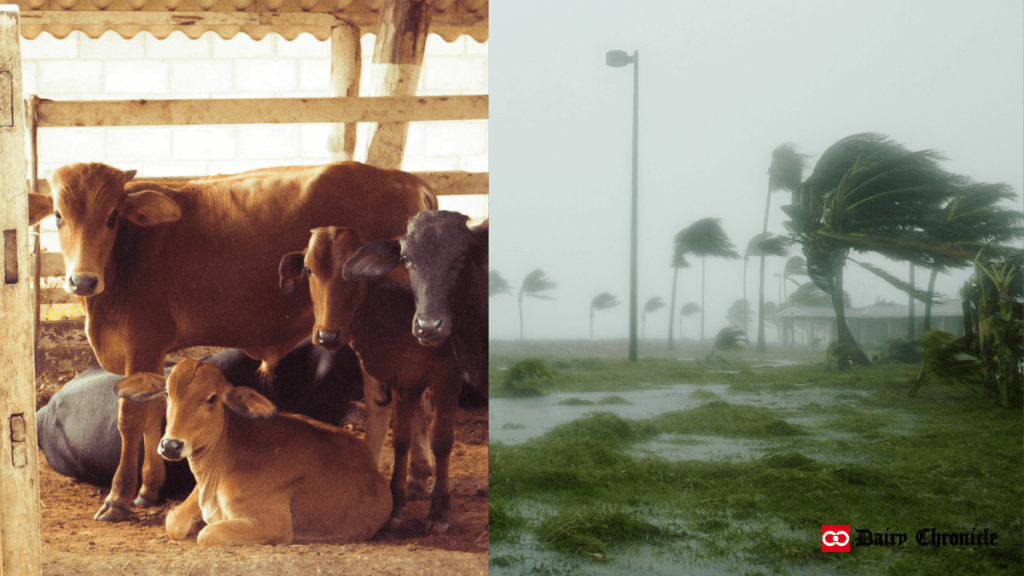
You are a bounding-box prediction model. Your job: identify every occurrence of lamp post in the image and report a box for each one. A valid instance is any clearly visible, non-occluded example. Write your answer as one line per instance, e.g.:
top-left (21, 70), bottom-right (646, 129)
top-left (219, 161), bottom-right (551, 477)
top-left (606, 49), bottom-right (639, 363)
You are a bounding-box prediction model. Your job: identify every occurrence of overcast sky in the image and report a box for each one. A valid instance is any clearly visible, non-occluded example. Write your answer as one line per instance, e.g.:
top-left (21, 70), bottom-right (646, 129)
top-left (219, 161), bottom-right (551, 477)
top-left (487, 0), bottom-right (1024, 343)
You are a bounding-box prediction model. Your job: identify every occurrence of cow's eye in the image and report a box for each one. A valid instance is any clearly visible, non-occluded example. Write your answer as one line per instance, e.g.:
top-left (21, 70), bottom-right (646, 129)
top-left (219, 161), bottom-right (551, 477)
top-left (399, 255), bottom-right (410, 267)
top-left (302, 266), bottom-right (313, 277)
top-left (106, 209), bottom-right (118, 229)
top-left (54, 211), bottom-right (64, 228)
top-left (205, 394), bottom-right (217, 405)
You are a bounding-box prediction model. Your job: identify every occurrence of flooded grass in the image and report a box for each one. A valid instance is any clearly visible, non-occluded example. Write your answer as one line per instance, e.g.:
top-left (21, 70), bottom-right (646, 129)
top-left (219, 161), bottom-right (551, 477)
top-left (489, 341), bottom-right (1024, 575)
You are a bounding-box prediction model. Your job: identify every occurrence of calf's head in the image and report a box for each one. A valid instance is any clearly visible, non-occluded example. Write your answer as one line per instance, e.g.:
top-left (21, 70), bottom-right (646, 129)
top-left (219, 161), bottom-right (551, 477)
top-left (115, 359), bottom-right (277, 461)
top-left (28, 163), bottom-right (182, 296)
top-left (344, 210), bottom-right (486, 346)
top-left (279, 227), bottom-right (367, 350)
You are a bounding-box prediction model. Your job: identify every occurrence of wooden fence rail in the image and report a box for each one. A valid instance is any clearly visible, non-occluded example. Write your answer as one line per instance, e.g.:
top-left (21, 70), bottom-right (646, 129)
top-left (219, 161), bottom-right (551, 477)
top-left (36, 94), bottom-right (488, 128)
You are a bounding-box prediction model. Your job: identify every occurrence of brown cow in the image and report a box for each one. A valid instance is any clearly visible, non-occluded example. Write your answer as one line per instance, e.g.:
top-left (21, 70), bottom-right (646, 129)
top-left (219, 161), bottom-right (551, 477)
top-left (279, 227), bottom-right (464, 534)
top-left (115, 360), bottom-right (391, 546)
top-left (28, 162), bottom-right (434, 522)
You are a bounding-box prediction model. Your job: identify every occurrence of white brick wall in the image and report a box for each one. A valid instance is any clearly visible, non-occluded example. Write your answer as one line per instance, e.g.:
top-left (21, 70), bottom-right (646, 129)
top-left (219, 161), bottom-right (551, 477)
top-left (24, 30), bottom-right (487, 252)
top-left (21, 30), bottom-right (488, 184)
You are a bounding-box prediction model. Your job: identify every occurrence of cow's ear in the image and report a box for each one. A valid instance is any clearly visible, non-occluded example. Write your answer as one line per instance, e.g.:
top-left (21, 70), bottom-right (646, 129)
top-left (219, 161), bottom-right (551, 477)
top-left (121, 190), bottom-right (182, 227)
top-left (28, 193), bottom-right (53, 226)
top-left (343, 239), bottom-right (402, 281)
top-left (279, 251), bottom-right (307, 295)
top-left (224, 387), bottom-right (278, 419)
top-left (122, 169), bottom-right (137, 184)
top-left (114, 373), bottom-right (167, 404)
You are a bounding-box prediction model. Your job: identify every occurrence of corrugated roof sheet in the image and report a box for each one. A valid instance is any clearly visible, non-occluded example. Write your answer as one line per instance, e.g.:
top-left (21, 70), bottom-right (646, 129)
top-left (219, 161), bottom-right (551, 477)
top-left (14, 0), bottom-right (488, 42)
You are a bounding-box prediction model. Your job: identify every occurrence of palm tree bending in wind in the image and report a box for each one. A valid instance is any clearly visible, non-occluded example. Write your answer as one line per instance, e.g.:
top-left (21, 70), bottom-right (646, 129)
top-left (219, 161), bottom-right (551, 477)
top-left (642, 296), bottom-right (665, 340)
top-left (489, 270), bottom-right (513, 297)
top-left (666, 246), bottom-right (691, 350)
top-left (781, 133), bottom-right (988, 365)
top-left (590, 292), bottom-right (620, 340)
top-left (760, 143), bottom-right (810, 352)
top-left (921, 180), bottom-right (1023, 331)
top-left (743, 232), bottom-right (790, 340)
top-left (674, 218), bottom-right (741, 344)
top-left (679, 302), bottom-right (700, 342)
top-left (518, 269), bottom-right (557, 340)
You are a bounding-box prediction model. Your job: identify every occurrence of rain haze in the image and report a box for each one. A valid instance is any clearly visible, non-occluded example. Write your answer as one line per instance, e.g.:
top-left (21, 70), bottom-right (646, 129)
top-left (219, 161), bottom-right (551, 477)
top-left (488, 0), bottom-right (1024, 345)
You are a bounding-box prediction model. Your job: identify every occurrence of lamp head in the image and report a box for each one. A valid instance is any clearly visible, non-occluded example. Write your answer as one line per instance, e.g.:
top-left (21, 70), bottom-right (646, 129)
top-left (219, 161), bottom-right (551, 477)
top-left (606, 50), bottom-right (633, 67)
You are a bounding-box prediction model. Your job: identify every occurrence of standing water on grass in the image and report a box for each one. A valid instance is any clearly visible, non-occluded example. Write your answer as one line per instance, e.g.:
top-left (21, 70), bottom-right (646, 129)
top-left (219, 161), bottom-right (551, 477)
top-left (488, 354), bottom-right (1020, 576)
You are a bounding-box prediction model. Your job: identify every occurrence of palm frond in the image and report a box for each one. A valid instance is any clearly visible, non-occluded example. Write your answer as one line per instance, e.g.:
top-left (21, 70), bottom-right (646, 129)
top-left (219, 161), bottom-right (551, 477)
top-left (935, 181), bottom-right (1024, 245)
top-left (671, 246), bottom-right (691, 269)
top-left (784, 256), bottom-right (807, 278)
top-left (847, 258), bottom-right (941, 305)
top-left (726, 299), bottom-right (752, 330)
top-left (520, 268), bottom-right (557, 295)
top-left (674, 218), bottom-right (741, 259)
top-left (768, 143), bottom-right (811, 192)
top-left (591, 292), bottom-right (620, 311)
top-left (711, 325), bottom-right (747, 356)
top-left (489, 270), bottom-right (513, 296)
top-left (526, 293), bottom-right (557, 301)
top-left (909, 330), bottom-right (981, 396)
top-left (746, 232), bottom-right (791, 258)
top-left (681, 302), bottom-right (701, 316)
top-left (643, 296), bottom-right (666, 313)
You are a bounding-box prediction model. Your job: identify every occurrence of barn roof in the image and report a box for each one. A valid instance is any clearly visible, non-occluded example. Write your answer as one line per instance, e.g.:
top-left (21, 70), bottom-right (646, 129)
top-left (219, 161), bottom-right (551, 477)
top-left (13, 0), bottom-right (488, 42)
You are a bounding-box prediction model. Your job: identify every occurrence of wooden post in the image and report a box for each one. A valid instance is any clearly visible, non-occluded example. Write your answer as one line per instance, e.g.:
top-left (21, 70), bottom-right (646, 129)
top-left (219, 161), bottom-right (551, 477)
top-left (0, 7), bottom-right (43, 576)
top-left (363, 0), bottom-right (432, 169)
top-left (26, 95), bottom-right (40, 359)
top-left (327, 21), bottom-right (361, 162)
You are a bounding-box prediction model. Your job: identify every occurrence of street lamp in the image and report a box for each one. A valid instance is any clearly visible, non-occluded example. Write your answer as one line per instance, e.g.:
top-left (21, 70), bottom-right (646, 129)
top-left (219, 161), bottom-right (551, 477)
top-left (606, 49), bottom-right (639, 363)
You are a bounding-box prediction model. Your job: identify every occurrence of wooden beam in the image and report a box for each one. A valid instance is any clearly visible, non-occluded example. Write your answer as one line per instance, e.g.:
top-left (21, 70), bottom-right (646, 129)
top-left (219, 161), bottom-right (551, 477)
top-left (0, 7), bottom-right (43, 576)
top-left (327, 22), bottom-right (361, 162)
top-left (36, 170), bottom-right (484, 200)
top-left (35, 94), bottom-right (487, 128)
top-left (364, 0), bottom-right (431, 169)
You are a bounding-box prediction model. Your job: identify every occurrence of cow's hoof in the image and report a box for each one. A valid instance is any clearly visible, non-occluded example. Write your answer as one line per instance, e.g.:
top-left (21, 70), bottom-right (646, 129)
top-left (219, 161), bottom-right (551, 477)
top-left (133, 495), bottom-right (159, 508)
top-left (426, 519), bottom-right (449, 535)
top-left (94, 501), bottom-right (132, 522)
top-left (384, 515), bottom-right (403, 531)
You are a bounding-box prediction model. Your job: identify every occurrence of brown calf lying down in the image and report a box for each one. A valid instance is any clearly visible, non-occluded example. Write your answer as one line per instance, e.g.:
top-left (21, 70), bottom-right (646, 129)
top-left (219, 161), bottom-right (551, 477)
top-left (116, 359), bottom-right (391, 546)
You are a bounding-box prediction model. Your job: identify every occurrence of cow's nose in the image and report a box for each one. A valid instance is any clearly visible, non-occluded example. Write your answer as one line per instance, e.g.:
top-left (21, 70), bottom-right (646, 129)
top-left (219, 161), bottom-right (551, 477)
top-left (159, 438), bottom-right (184, 461)
top-left (415, 316), bottom-right (443, 336)
top-left (67, 274), bottom-right (99, 296)
top-left (316, 330), bottom-right (342, 348)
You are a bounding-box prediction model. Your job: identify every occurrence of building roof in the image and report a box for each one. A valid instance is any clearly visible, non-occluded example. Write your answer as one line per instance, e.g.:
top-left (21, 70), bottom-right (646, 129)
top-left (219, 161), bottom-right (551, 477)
top-left (14, 0), bottom-right (488, 42)
top-left (774, 300), bottom-right (963, 321)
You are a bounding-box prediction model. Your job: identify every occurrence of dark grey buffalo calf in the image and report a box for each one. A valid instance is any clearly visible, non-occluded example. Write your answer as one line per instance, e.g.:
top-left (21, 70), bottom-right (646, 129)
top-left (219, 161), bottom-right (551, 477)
top-left (344, 210), bottom-right (489, 397)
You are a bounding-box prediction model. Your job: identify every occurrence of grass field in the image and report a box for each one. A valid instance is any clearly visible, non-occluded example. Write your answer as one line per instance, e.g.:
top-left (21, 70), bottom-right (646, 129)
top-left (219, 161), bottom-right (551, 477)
top-left (488, 339), bottom-right (1023, 576)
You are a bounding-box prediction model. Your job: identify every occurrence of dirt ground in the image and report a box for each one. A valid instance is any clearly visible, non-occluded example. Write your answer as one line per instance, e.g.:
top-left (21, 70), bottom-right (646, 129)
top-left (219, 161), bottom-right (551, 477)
top-left (35, 364), bottom-right (489, 576)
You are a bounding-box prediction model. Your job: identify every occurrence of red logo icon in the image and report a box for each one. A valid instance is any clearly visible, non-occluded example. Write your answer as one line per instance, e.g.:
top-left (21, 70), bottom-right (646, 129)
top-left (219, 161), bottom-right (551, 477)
top-left (822, 525), bottom-right (851, 552)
